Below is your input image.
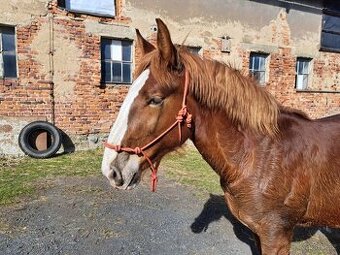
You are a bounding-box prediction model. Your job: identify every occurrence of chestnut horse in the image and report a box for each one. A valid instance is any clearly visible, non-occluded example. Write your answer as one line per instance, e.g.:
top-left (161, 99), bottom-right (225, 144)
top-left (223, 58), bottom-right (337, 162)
top-left (102, 19), bottom-right (340, 254)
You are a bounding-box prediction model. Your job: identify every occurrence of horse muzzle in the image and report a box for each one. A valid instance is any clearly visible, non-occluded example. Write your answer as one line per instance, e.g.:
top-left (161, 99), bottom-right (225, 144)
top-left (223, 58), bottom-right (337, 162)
top-left (102, 152), bottom-right (141, 190)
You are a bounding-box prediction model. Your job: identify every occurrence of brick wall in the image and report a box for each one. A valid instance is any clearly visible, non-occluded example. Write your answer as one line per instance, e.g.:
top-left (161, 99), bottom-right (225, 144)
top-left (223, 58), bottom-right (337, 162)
top-left (0, 0), bottom-right (132, 155)
top-left (0, 0), bottom-right (339, 155)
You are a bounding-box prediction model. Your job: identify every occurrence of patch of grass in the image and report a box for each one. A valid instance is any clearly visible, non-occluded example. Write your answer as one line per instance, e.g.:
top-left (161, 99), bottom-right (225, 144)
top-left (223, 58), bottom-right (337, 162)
top-left (162, 146), bottom-right (222, 195)
top-left (0, 150), bottom-right (102, 205)
top-left (0, 146), bottom-right (220, 205)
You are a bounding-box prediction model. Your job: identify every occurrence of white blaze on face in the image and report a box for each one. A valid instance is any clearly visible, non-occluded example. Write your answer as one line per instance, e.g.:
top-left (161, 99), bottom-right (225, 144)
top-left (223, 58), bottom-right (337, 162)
top-left (101, 69), bottom-right (150, 180)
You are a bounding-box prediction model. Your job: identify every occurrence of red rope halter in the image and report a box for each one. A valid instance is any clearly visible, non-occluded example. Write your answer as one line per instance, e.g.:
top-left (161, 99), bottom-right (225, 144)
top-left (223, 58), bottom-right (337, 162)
top-left (103, 70), bottom-right (192, 192)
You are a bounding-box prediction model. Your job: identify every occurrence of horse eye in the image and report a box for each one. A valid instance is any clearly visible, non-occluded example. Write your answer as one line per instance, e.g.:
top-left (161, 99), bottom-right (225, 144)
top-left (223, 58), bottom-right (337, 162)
top-left (148, 97), bottom-right (164, 106)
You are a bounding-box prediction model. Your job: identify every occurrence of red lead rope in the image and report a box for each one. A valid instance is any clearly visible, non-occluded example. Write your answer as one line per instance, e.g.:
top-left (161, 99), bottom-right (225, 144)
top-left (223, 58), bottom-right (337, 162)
top-left (103, 70), bottom-right (192, 192)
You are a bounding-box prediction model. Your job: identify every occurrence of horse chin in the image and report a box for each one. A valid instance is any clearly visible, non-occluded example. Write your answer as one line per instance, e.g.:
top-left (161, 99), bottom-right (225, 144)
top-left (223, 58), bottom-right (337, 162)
top-left (112, 155), bottom-right (142, 191)
top-left (122, 170), bottom-right (141, 190)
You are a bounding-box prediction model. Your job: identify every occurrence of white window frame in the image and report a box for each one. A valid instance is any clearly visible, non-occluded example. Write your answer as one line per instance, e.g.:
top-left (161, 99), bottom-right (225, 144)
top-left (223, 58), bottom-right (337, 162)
top-left (249, 53), bottom-right (269, 86)
top-left (295, 57), bottom-right (312, 90)
top-left (101, 38), bottom-right (133, 84)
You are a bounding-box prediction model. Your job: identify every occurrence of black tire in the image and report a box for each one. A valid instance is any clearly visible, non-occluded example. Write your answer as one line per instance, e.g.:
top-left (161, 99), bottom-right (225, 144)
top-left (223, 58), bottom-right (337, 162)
top-left (18, 121), bottom-right (62, 159)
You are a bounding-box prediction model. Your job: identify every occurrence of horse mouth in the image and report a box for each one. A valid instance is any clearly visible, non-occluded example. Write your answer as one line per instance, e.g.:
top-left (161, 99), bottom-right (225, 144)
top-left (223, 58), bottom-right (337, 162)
top-left (116, 171), bottom-right (141, 190)
top-left (126, 171), bottom-right (140, 190)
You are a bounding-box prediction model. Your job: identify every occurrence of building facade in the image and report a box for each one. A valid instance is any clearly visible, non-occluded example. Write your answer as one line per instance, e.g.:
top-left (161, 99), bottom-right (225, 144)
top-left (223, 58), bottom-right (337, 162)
top-left (0, 0), bottom-right (339, 155)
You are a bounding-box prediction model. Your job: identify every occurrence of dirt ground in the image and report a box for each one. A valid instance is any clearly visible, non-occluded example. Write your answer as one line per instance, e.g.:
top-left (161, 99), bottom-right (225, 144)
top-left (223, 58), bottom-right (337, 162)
top-left (0, 173), bottom-right (339, 255)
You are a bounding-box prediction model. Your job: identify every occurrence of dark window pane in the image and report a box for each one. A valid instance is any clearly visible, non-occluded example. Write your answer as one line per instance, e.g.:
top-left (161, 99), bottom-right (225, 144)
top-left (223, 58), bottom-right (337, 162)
top-left (122, 41), bottom-right (131, 61)
top-left (296, 58), bottom-right (311, 75)
top-left (324, 0), bottom-right (340, 12)
top-left (254, 57), bottom-right (260, 70)
top-left (321, 31), bottom-right (340, 52)
top-left (112, 62), bottom-right (121, 82)
top-left (297, 61), bottom-right (303, 74)
top-left (323, 14), bottom-right (340, 34)
top-left (101, 39), bottom-right (111, 60)
top-left (123, 63), bottom-right (131, 83)
top-left (249, 56), bottom-right (254, 70)
top-left (57, 0), bottom-right (66, 8)
top-left (3, 54), bottom-right (17, 77)
top-left (250, 53), bottom-right (268, 71)
top-left (1, 27), bottom-right (16, 52)
top-left (101, 61), bottom-right (111, 82)
top-left (187, 46), bottom-right (201, 55)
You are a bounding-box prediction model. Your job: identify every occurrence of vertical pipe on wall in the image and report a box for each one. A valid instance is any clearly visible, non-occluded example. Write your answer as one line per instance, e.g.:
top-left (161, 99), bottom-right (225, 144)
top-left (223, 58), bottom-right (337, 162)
top-left (48, 12), bottom-right (55, 124)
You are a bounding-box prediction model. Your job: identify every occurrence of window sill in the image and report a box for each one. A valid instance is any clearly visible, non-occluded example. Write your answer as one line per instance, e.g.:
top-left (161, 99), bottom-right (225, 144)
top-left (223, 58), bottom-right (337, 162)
top-left (0, 78), bottom-right (18, 86)
top-left (68, 10), bottom-right (115, 19)
top-left (100, 82), bottom-right (132, 87)
top-left (295, 89), bottom-right (340, 94)
top-left (319, 47), bottom-right (340, 54)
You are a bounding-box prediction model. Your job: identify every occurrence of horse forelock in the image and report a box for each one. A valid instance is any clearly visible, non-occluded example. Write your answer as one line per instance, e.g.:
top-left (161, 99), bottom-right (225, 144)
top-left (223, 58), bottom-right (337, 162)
top-left (135, 48), bottom-right (280, 136)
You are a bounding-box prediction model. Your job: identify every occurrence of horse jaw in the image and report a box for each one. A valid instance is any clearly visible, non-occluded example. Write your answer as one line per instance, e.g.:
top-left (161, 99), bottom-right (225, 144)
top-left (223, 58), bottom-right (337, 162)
top-left (101, 69), bottom-right (150, 189)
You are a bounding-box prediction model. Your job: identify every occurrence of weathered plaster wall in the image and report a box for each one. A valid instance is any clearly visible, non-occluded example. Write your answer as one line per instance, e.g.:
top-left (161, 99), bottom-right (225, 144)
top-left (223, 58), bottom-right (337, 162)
top-left (0, 0), bottom-right (48, 26)
top-left (124, 0), bottom-right (339, 118)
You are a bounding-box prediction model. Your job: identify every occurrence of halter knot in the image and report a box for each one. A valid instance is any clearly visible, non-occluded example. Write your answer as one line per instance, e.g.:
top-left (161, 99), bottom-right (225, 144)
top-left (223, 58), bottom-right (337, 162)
top-left (176, 107), bottom-right (186, 122)
top-left (133, 147), bottom-right (143, 156)
top-left (113, 145), bottom-right (121, 152)
top-left (186, 113), bottom-right (193, 128)
top-left (176, 106), bottom-right (192, 129)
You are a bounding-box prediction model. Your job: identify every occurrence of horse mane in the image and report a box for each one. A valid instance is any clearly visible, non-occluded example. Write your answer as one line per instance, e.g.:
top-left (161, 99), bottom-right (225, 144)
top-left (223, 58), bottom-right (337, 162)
top-left (135, 47), bottom-right (308, 136)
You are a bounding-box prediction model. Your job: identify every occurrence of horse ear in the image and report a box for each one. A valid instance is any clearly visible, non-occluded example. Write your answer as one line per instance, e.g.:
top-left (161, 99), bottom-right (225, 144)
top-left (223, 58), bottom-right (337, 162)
top-left (136, 29), bottom-right (155, 56)
top-left (155, 18), bottom-right (178, 68)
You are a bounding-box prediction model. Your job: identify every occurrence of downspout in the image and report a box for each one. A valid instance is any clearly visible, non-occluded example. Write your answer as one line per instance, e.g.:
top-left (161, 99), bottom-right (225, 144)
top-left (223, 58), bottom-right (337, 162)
top-left (48, 12), bottom-right (55, 124)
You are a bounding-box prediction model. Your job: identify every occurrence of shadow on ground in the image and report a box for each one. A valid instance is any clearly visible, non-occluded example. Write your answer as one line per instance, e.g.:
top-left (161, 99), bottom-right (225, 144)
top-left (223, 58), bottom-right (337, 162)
top-left (191, 194), bottom-right (340, 255)
top-left (53, 130), bottom-right (75, 157)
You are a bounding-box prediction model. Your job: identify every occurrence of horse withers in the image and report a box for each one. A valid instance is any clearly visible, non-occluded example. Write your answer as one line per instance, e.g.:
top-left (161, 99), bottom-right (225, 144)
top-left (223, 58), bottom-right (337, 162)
top-left (101, 18), bottom-right (340, 255)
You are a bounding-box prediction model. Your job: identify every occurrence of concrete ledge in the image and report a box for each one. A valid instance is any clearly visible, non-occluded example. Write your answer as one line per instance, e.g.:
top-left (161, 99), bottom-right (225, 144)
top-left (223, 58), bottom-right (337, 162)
top-left (0, 116), bottom-right (47, 156)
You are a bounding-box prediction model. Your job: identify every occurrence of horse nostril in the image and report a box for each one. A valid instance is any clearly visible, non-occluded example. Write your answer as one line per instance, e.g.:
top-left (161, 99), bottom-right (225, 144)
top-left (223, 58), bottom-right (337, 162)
top-left (112, 168), bottom-right (123, 186)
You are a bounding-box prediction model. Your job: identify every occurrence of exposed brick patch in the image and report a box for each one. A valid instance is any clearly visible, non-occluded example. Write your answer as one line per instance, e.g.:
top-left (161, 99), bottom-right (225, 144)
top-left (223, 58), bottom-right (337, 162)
top-left (0, 125), bottom-right (13, 133)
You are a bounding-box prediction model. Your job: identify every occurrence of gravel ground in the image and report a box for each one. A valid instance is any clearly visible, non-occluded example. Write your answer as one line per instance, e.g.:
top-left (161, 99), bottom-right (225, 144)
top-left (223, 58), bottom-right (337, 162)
top-left (0, 173), bottom-right (339, 255)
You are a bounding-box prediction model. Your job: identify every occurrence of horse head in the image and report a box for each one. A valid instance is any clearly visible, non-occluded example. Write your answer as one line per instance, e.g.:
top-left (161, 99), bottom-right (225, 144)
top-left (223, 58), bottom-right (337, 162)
top-left (101, 19), bottom-right (194, 190)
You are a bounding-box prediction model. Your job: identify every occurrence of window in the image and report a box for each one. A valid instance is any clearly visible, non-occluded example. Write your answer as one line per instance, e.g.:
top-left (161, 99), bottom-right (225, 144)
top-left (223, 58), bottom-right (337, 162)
top-left (187, 46), bottom-right (202, 55)
top-left (101, 39), bottom-right (132, 84)
top-left (63, 0), bottom-right (115, 17)
top-left (321, 1), bottom-right (340, 53)
top-left (295, 58), bottom-right (311, 90)
top-left (249, 53), bottom-right (268, 85)
top-left (57, 0), bottom-right (66, 8)
top-left (0, 26), bottom-right (17, 78)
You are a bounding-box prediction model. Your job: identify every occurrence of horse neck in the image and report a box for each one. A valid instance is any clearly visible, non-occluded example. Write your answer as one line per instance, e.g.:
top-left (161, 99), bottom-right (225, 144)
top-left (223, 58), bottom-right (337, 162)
top-left (191, 104), bottom-right (255, 184)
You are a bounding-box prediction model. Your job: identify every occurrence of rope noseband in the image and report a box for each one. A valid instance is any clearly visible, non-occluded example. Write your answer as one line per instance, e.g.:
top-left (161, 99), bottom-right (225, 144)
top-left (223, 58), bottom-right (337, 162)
top-left (103, 70), bottom-right (192, 192)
